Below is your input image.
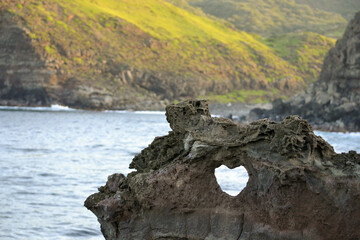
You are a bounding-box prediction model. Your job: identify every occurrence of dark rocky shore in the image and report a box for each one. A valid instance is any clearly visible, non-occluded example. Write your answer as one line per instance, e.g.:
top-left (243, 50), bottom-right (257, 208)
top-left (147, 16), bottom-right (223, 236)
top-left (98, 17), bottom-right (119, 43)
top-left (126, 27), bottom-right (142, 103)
top-left (249, 11), bottom-right (360, 132)
top-left (85, 100), bottom-right (360, 240)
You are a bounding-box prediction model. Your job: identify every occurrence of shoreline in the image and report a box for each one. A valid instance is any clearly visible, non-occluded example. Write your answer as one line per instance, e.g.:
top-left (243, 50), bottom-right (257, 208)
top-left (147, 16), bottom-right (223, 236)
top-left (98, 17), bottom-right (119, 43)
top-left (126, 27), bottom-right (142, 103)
top-left (1, 102), bottom-right (359, 133)
top-left (0, 102), bottom-right (272, 115)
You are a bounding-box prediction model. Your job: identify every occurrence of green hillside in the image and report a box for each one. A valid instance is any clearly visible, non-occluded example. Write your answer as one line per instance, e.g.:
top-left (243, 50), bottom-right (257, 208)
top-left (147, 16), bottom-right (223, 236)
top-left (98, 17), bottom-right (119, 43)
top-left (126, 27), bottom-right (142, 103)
top-left (0, 0), bottom-right (335, 107)
top-left (187, 0), bottom-right (351, 37)
top-left (294, 0), bottom-right (360, 20)
top-left (207, 32), bottom-right (336, 103)
top-left (260, 32), bottom-right (336, 80)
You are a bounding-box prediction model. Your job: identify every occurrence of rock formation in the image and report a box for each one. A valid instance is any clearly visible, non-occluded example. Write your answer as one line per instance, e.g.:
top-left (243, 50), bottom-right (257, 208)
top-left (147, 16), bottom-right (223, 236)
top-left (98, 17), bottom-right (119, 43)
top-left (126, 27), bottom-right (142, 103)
top-left (85, 100), bottom-right (360, 240)
top-left (0, 16), bottom-right (51, 106)
top-left (249, 11), bottom-right (360, 132)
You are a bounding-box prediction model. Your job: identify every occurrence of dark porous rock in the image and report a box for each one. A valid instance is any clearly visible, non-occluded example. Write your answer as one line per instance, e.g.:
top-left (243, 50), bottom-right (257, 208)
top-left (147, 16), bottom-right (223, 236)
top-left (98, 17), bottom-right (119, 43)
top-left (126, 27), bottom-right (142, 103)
top-left (249, 11), bottom-right (360, 132)
top-left (85, 100), bottom-right (360, 240)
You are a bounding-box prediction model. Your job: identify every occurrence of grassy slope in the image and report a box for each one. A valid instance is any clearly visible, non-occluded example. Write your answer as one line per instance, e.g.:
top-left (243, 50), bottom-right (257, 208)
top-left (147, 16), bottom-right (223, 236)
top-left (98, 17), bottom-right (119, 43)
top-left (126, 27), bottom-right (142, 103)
top-left (294, 0), bottom-right (360, 20)
top-left (187, 0), bottom-right (348, 38)
top-left (207, 32), bottom-right (336, 103)
top-left (260, 32), bottom-right (336, 81)
top-left (1, 0), bottom-right (335, 103)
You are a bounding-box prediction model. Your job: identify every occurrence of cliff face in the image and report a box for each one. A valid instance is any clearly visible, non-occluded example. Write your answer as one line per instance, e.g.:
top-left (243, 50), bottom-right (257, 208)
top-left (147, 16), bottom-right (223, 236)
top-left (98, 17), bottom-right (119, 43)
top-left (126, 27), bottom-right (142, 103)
top-left (85, 100), bottom-right (360, 240)
top-left (0, 14), bottom-right (51, 106)
top-left (250, 11), bottom-right (360, 131)
top-left (0, 5), bottom-right (168, 110)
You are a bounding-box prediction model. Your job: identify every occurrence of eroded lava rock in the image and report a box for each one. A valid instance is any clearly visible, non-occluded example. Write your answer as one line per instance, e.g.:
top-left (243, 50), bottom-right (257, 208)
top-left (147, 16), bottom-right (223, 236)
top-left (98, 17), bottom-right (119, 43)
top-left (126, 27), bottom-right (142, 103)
top-left (85, 100), bottom-right (360, 240)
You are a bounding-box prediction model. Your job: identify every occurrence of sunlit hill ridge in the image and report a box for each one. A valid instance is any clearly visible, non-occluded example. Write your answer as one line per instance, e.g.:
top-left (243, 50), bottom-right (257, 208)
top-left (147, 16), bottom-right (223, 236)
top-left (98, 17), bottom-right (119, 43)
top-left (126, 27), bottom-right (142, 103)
top-left (0, 0), bottom-right (336, 109)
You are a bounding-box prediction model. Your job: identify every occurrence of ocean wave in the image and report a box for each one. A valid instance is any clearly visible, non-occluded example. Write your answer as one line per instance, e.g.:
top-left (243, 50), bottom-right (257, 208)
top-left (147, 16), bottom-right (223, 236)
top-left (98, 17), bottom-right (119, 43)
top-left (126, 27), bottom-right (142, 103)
top-left (0, 104), bottom-right (77, 112)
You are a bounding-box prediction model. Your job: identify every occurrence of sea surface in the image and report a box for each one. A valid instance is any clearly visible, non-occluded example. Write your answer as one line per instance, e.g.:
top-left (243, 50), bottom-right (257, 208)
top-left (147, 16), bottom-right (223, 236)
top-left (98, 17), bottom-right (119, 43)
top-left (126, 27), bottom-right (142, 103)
top-left (0, 106), bottom-right (359, 240)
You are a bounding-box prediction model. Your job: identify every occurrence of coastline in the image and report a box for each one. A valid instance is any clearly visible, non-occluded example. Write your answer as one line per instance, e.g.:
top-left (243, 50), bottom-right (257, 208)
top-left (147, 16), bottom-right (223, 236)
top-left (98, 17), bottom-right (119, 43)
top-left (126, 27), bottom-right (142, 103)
top-left (2, 102), bottom-right (360, 133)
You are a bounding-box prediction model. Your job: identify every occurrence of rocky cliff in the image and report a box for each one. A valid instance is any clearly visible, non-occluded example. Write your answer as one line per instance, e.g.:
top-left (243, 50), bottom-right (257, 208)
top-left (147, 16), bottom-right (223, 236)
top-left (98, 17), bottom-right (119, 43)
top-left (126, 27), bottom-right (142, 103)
top-left (0, 15), bottom-right (51, 106)
top-left (250, 11), bottom-right (360, 132)
top-left (85, 100), bottom-right (360, 240)
top-left (0, 2), bottom-right (169, 110)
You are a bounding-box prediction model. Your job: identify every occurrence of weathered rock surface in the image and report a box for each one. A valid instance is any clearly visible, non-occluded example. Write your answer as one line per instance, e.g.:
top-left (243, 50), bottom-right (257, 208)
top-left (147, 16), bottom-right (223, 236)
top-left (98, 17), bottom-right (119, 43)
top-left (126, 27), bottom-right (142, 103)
top-left (249, 11), bottom-right (360, 132)
top-left (85, 100), bottom-right (360, 240)
top-left (0, 21), bottom-right (51, 106)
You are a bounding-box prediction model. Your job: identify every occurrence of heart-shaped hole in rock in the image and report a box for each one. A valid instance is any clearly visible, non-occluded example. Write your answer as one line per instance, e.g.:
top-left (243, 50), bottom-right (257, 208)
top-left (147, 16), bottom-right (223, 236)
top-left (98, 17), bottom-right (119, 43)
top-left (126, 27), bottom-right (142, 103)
top-left (215, 165), bottom-right (249, 196)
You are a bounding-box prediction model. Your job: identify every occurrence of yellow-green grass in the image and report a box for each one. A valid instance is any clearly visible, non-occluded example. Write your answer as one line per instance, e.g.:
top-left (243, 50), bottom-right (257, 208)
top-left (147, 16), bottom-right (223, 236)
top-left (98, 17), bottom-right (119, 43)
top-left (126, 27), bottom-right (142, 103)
top-left (0, 0), bottom-right (335, 103)
top-left (5, 0), bottom-right (298, 78)
top-left (52, 0), bottom-right (294, 67)
top-left (260, 32), bottom-right (336, 82)
top-left (204, 89), bottom-right (282, 104)
top-left (186, 0), bottom-right (349, 38)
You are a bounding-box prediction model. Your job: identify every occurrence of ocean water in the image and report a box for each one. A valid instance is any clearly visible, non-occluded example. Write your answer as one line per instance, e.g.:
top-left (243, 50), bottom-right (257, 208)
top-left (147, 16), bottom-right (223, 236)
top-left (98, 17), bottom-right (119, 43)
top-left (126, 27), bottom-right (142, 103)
top-left (0, 106), bottom-right (359, 240)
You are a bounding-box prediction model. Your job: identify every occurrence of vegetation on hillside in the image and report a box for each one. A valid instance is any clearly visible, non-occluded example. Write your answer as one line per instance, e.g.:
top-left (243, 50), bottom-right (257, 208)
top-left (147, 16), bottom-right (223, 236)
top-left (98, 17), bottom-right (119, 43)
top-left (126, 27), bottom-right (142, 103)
top-left (294, 0), bottom-right (360, 20)
top-left (187, 0), bottom-right (353, 37)
top-left (1, 0), bottom-right (336, 103)
top-left (259, 32), bottom-right (336, 82)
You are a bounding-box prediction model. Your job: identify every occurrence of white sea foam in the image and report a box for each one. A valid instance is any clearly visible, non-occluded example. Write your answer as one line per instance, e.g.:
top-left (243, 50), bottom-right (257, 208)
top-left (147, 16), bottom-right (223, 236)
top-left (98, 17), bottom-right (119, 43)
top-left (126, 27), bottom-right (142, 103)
top-left (0, 104), bottom-right (77, 112)
top-left (49, 104), bottom-right (76, 111)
